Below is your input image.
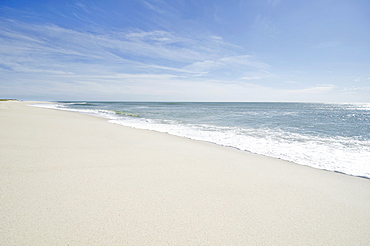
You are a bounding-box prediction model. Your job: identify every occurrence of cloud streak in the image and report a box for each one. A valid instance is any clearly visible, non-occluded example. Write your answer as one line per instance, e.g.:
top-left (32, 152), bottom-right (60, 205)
top-left (1, 0), bottom-right (369, 102)
top-left (0, 18), bottom-right (254, 70)
top-left (284, 84), bottom-right (336, 94)
top-left (0, 14), bottom-right (271, 101)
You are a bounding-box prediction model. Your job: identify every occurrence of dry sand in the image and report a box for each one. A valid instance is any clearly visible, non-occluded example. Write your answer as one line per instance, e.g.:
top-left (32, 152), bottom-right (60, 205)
top-left (1, 101), bottom-right (369, 245)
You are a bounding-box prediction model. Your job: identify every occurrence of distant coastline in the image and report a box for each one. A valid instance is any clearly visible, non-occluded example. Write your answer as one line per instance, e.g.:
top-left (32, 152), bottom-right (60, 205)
top-left (0, 99), bottom-right (19, 101)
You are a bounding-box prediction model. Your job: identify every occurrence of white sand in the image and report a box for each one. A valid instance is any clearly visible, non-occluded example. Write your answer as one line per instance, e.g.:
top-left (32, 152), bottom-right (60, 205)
top-left (1, 101), bottom-right (370, 245)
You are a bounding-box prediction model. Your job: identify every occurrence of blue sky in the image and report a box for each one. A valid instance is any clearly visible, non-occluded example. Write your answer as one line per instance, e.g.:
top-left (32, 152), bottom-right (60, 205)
top-left (1, 0), bottom-right (369, 102)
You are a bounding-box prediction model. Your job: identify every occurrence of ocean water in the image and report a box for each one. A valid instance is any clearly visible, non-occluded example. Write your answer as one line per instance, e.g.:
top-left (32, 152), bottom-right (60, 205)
top-left (36, 102), bottom-right (370, 179)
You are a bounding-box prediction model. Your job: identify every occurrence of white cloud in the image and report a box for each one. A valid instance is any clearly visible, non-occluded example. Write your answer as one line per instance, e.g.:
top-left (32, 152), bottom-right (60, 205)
top-left (342, 86), bottom-right (370, 92)
top-left (143, 65), bottom-right (202, 75)
top-left (252, 15), bottom-right (281, 38)
top-left (0, 17), bottom-right (268, 87)
top-left (19, 20), bottom-right (239, 61)
top-left (240, 76), bottom-right (262, 80)
top-left (285, 81), bottom-right (299, 84)
top-left (140, 0), bottom-right (170, 15)
top-left (284, 84), bottom-right (336, 94)
top-left (184, 55), bottom-right (269, 75)
top-left (266, 0), bottom-right (281, 8)
top-left (89, 73), bottom-right (178, 80)
top-left (0, 20), bottom-right (208, 76)
top-left (125, 30), bottom-right (173, 42)
top-left (5, 12), bottom-right (354, 102)
top-left (1, 17), bottom-right (276, 100)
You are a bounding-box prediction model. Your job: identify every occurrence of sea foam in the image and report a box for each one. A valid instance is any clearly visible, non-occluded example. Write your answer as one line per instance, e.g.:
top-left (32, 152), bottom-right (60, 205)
top-left (33, 102), bottom-right (370, 179)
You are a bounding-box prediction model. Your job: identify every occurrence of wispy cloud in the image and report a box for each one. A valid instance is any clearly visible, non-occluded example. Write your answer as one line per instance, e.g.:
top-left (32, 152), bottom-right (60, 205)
top-left (240, 76), bottom-right (262, 80)
top-left (184, 55), bottom-right (269, 79)
top-left (252, 15), bottom-right (281, 39)
top-left (0, 13), bottom-right (272, 100)
top-left (141, 0), bottom-right (170, 15)
top-left (0, 17), bottom-right (247, 68)
top-left (0, 14), bottom-right (270, 79)
top-left (266, 0), bottom-right (281, 8)
top-left (284, 84), bottom-right (336, 94)
top-left (3, 0), bottom-right (365, 102)
top-left (342, 86), bottom-right (370, 92)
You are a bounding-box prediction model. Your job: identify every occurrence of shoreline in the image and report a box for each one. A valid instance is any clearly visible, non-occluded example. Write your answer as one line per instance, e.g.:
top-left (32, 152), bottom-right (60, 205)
top-left (1, 101), bottom-right (370, 245)
top-left (36, 100), bottom-right (370, 180)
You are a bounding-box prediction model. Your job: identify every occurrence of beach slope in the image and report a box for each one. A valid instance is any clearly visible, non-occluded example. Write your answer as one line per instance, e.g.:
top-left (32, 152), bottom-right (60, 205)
top-left (1, 101), bottom-right (369, 245)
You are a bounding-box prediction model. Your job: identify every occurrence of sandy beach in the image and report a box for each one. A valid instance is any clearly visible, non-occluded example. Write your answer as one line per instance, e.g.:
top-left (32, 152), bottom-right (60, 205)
top-left (1, 101), bottom-right (369, 245)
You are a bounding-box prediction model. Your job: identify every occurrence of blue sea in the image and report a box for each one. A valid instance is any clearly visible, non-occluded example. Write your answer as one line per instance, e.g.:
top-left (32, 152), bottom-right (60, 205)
top-left (36, 102), bottom-right (370, 179)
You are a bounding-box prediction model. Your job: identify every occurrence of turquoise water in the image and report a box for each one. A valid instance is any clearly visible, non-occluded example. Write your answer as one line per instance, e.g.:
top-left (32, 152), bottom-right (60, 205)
top-left (38, 102), bottom-right (370, 178)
